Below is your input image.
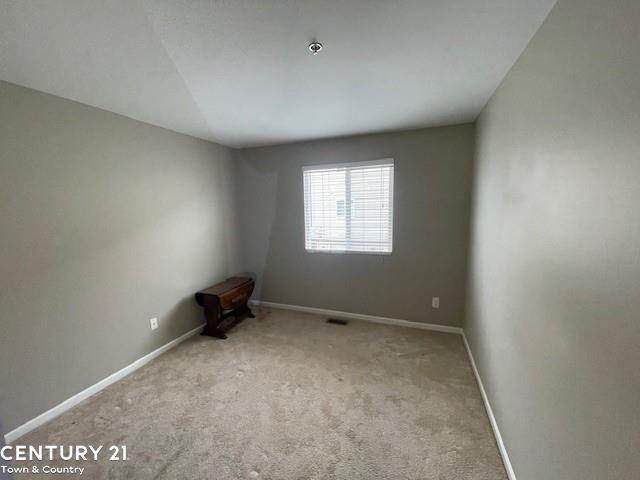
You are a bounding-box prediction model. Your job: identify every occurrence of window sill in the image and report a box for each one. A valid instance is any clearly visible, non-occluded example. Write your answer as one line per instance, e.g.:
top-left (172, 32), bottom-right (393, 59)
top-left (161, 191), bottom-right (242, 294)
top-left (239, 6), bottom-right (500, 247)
top-left (305, 249), bottom-right (392, 256)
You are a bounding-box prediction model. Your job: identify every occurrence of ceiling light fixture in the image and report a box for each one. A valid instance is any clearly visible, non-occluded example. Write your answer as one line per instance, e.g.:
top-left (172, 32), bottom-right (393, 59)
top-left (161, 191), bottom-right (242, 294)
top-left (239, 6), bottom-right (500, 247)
top-left (308, 41), bottom-right (323, 55)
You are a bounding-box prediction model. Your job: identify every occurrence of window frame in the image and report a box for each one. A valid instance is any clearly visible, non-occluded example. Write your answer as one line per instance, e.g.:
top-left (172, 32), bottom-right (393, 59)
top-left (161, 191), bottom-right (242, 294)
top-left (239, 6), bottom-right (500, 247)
top-left (302, 158), bottom-right (394, 255)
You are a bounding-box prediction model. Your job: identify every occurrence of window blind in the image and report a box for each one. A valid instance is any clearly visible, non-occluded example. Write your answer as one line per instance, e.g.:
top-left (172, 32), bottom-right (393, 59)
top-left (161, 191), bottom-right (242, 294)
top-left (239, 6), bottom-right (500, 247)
top-left (303, 159), bottom-right (394, 254)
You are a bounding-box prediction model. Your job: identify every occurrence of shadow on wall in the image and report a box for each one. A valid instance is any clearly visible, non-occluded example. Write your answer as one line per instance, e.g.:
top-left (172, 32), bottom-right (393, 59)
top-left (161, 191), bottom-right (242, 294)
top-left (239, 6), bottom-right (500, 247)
top-left (233, 150), bottom-right (279, 299)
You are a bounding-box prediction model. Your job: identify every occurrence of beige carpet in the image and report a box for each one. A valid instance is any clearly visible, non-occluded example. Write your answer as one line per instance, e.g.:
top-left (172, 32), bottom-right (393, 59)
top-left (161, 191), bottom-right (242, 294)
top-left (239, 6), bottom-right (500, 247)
top-left (16, 307), bottom-right (506, 479)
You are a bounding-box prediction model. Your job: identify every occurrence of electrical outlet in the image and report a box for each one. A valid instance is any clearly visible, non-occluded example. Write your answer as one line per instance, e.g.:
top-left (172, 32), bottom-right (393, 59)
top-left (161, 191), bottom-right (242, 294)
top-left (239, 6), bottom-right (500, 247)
top-left (149, 317), bottom-right (158, 330)
top-left (432, 297), bottom-right (440, 309)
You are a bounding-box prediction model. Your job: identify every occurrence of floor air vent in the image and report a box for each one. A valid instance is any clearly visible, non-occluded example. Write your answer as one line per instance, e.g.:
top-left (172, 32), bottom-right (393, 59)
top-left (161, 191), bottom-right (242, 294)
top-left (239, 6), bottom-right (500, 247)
top-left (327, 318), bottom-right (349, 325)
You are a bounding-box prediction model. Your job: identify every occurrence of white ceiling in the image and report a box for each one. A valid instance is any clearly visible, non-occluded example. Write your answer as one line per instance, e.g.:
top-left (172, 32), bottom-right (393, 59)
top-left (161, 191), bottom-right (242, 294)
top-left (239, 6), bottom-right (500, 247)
top-left (0, 0), bottom-right (557, 148)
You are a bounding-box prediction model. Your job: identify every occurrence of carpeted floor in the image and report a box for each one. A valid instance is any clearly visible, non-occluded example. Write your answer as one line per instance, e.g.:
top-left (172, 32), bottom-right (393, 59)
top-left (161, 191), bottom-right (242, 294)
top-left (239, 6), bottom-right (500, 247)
top-left (16, 307), bottom-right (506, 479)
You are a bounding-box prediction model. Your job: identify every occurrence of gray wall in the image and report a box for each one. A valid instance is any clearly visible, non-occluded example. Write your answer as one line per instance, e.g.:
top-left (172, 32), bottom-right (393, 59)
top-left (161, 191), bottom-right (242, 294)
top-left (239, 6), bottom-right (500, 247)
top-left (235, 125), bottom-right (475, 327)
top-left (0, 81), bottom-right (238, 432)
top-left (465, 1), bottom-right (640, 479)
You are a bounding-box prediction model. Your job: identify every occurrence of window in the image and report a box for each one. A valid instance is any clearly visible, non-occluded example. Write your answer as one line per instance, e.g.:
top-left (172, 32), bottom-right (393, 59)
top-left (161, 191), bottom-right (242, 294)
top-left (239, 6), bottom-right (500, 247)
top-left (303, 159), bottom-right (394, 254)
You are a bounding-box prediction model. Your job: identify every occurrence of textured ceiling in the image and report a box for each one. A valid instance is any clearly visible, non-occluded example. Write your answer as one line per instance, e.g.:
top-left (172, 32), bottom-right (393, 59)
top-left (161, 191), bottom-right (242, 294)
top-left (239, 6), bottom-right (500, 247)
top-left (0, 0), bottom-right (557, 147)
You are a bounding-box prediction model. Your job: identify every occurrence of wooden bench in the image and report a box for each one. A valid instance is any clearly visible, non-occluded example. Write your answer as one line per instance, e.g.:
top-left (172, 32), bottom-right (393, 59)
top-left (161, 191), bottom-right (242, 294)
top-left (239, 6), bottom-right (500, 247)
top-left (195, 276), bottom-right (255, 339)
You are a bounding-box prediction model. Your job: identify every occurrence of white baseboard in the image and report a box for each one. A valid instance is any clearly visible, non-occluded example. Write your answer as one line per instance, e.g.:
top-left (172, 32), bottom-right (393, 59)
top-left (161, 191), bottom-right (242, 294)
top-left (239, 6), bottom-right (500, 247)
top-left (249, 300), bottom-right (463, 335)
top-left (462, 334), bottom-right (516, 480)
top-left (4, 323), bottom-right (204, 444)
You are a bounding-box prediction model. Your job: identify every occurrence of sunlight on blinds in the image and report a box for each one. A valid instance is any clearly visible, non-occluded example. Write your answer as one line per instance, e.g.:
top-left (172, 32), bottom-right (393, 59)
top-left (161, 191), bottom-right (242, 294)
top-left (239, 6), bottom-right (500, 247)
top-left (303, 159), bottom-right (394, 254)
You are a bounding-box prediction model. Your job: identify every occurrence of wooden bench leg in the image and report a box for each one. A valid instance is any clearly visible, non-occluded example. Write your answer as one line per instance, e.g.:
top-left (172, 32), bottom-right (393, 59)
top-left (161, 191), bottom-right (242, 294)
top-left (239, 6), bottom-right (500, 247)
top-left (243, 303), bottom-right (255, 318)
top-left (201, 296), bottom-right (228, 339)
top-left (202, 328), bottom-right (228, 339)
